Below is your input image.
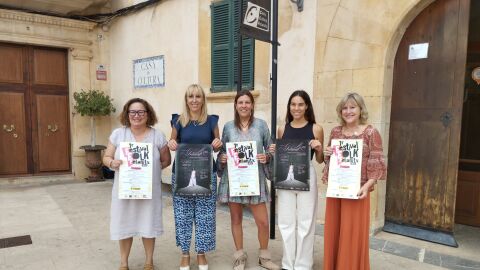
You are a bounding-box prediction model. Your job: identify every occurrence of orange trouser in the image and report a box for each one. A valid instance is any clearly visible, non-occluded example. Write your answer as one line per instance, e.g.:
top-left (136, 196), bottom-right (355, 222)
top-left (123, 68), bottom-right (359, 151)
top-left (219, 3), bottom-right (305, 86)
top-left (323, 193), bottom-right (370, 270)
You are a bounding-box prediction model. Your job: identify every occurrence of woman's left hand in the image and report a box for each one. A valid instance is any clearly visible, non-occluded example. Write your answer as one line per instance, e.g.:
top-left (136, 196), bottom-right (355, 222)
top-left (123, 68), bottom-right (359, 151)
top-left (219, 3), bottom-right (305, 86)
top-left (257, 153), bottom-right (269, 164)
top-left (357, 179), bottom-right (376, 199)
top-left (357, 185), bottom-right (369, 199)
top-left (310, 139), bottom-right (322, 152)
top-left (211, 138), bottom-right (223, 151)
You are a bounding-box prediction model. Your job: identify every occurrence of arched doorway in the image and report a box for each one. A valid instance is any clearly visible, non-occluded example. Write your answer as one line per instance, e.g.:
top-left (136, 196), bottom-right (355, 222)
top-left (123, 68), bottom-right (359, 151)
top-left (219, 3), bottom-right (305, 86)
top-left (384, 0), bottom-right (470, 246)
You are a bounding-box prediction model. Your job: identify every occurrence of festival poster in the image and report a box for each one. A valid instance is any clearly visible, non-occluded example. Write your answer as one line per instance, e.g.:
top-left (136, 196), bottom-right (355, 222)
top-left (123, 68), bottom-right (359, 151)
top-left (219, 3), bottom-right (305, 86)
top-left (274, 139), bottom-right (310, 191)
top-left (118, 142), bottom-right (153, 199)
top-left (226, 141), bottom-right (260, 196)
top-left (326, 139), bottom-right (363, 199)
top-left (174, 144), bottom-right (212, 196)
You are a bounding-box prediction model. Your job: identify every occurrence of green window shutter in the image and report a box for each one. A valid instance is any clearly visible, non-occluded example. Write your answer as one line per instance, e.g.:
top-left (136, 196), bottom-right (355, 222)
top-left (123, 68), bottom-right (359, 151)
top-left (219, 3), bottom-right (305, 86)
top-left (233, 0), bottom-right (254, 90)
top-left (211, 0), bottom-right (254, 92)
top-left (211, 1), bottom-right (231, 92)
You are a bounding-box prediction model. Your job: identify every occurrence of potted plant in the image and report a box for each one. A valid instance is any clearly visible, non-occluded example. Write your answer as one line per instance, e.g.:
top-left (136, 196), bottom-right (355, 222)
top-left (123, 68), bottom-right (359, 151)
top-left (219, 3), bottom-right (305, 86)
top-left (73, 89), bottom-right (116, 182)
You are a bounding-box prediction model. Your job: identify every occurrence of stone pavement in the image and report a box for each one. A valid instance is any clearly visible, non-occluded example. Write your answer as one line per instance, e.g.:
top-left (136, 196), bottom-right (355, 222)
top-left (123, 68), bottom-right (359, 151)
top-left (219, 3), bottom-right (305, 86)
top-left (0, 180), bottom-right (471, 270)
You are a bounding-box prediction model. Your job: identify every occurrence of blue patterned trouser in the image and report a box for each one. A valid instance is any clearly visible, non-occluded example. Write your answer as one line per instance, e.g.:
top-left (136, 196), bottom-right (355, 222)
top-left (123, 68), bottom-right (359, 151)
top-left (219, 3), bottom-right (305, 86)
top-left (172, 174), bottom-right (217, 253)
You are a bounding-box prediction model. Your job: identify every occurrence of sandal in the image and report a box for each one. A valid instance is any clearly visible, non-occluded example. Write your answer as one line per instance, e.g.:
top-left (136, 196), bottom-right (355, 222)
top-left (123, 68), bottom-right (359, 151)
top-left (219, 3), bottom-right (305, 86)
top-left (233, 249), bottom-right (247, 270)
top-left (258, 249), bottom-right (280, 270)
top-left (119, 267), bottom-right (129, 270)
top-left (143, 264), bottom-right (154, 270)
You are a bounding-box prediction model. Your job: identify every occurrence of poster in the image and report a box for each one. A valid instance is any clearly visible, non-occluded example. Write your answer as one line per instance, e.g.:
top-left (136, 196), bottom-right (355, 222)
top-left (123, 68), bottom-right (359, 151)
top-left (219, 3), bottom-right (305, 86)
top-left (118, 142), bottom-right (153, 199)
top-left (226, 141), bottom-right (260, 196)
top-left (326, 139), bottom-right (363, 199)
top-left (274, 139), bottom-right (310, 191)
top-left (174, 144), bottom-right (212, 196)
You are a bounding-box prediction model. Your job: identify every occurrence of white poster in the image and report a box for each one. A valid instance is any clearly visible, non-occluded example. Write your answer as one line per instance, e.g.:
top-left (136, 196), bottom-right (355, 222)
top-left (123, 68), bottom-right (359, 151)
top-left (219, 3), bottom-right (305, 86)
top-left (118, 142), bottom-right (153, 199)
top-left (226, 141), bottom-right (260, 196)
top-left (326, 139), bottom-right (363, 199)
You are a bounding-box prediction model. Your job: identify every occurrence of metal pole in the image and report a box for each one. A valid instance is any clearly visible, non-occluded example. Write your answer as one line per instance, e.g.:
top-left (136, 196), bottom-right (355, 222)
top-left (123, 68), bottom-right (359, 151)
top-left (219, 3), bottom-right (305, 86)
top-left (237, 0), bottom-right (243, 92)
top-left (269, 0), bottom-right (278, 240)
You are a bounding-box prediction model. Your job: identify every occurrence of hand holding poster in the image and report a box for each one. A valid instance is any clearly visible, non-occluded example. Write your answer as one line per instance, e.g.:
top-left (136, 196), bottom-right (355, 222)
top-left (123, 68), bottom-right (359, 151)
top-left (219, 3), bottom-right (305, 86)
top-left (174, 144), bottom-right (212, 197)
top-left (226, 141), bottom-right (260, 196)
top-left (274, 139), bottom-right (310, 191)
top-left (326, 139), bottom-right (363, 199)
top-left (118, 142), bottom-right (153, 199)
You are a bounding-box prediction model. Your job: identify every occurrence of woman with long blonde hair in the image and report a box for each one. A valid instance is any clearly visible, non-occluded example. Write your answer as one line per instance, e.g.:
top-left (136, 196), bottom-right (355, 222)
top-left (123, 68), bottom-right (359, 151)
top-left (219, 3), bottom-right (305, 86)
top-left (167, 84), bottom-right (222, 270)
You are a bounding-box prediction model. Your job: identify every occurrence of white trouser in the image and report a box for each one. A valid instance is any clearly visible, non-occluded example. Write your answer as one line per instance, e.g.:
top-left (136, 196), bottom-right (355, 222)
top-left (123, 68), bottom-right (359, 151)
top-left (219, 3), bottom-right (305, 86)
top-left (278, 164), bottom-right (318, 270)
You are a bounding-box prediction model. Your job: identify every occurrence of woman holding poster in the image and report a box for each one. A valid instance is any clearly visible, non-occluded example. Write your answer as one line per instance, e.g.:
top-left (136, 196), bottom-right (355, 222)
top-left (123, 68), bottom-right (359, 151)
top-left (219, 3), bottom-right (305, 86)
top-left (322, 93), bottom-right (386, 270)
top-left (167, 84), bottom-right (222, 270)
top-left (217, 90), bottom-right (280, 270)
top-left (103, 98), bottom-right (171, 270)
top-left (269, 90), bottom-right (324, 270)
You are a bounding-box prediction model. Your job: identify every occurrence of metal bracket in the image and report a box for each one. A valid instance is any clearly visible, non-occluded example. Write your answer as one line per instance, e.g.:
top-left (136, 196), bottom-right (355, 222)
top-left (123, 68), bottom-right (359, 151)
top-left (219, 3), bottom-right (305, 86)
top-left (440, 112), bottom-right (452, 128)
top-left (290, 0), bottom-right (304, 12)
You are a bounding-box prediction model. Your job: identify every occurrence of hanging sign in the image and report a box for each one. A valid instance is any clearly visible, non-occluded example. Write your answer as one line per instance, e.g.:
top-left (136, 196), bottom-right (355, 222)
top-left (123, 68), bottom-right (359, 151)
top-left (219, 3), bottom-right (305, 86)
top-left (240, 0), bottom-right (271, 43)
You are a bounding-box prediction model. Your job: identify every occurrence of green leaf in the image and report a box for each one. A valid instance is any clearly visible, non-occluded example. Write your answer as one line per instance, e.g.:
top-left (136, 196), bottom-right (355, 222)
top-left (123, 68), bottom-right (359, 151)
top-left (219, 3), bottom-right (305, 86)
top-left (73, 89), bottom-right (116, 117)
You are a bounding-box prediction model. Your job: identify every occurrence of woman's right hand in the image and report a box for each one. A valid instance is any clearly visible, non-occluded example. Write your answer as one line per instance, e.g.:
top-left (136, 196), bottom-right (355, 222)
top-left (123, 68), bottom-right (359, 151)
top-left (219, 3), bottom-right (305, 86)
top-left (167, 139), bottom-right (177, 151)
top-left (219, 153), bottom-right (227, 164)
top-left (323, 146), bottom-right (333, 157)
top-left (268, 144), bottom-right (276, 154)
top-left (110, 159), bottom-right (123, 170)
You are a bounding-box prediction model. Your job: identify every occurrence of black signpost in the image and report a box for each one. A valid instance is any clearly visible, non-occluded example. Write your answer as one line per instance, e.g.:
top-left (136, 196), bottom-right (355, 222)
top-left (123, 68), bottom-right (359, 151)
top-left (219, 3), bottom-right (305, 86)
top-left (238, 0), bottom-right (278, 239)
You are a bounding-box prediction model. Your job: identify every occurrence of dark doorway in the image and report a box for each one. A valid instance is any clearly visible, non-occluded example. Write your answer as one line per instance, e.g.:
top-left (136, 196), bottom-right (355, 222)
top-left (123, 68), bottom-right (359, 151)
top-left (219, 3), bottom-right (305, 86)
top-left (456, 0), bottom-right (480, 227)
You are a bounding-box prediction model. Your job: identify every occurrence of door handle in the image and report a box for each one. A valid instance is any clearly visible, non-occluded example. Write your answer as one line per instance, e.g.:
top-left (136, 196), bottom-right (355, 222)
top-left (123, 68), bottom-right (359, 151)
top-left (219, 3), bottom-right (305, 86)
top-left (47, 124), bottom-right (58, 132)
top-left (3, 124), bottom-right (15, 132)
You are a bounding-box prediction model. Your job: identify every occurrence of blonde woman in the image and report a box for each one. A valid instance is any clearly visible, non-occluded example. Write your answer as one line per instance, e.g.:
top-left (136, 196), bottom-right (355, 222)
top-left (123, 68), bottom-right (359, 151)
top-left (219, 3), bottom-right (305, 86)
top-left (167, 84), bottom-right (222, 270)
top-left (322, 92), bottom-right (386, 270)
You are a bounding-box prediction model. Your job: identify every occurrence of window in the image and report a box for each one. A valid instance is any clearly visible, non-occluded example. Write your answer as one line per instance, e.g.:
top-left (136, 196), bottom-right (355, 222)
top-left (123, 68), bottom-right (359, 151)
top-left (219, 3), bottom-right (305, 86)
top-left (211, 0), bottom-right (254, 92)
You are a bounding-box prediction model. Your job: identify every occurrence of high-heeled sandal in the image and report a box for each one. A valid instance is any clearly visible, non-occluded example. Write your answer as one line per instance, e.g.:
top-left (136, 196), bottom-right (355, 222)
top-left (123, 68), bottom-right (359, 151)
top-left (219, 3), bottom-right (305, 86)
top-left (258, 249), bottom-right (280, 270)
top-left (197, 253), bottom-right (208, 270)
top-left (179, 253), bottom-right (190, 270)
top-left (233, 250), bottom-right (247, 270)
top-left (143, 263), bottom-right (154, 270)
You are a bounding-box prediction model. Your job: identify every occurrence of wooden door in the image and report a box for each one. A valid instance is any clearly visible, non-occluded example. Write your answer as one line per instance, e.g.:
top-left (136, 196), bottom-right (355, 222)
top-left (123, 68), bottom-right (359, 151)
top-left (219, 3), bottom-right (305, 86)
top-left (385, 0), bottom-right (470, 234)
top-left (0, 44), bottom-right (70, 176)
top-left (31, 48), bottom-right (70, 173)
top-left (0, 44), bottom-right (31, 175)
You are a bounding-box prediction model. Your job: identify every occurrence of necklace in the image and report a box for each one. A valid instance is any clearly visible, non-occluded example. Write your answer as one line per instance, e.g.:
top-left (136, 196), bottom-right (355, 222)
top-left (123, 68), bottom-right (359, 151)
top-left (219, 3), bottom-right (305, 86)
top-left (191, 120), bottom-right (199, 126)
top-left (240, 121), bottom-right (249, 129)
top-left (343, 126), bottom-right (361, 136)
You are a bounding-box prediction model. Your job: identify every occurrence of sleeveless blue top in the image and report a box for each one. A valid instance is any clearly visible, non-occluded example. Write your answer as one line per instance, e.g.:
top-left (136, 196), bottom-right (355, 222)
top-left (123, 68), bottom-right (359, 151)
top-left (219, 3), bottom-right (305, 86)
top-left (171, 114), bottom-right (219, 172)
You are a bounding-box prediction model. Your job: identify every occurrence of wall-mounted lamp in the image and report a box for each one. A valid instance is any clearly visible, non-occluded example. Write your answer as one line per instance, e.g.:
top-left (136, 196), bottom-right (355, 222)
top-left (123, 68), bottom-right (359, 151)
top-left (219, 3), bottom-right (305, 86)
top-left (290, 0), bottom-right (303, 12)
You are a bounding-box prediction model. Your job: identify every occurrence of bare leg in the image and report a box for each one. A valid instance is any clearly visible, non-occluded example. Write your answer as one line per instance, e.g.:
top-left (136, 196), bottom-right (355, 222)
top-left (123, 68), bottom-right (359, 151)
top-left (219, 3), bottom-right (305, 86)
top-left (142, 237), bottom-right (155, 265)
top-left (249, 203), bottom-right (270, 249)
top-left (119, 238), bottom-right (133, 267)
top-left (229, 202), bottom-right (244, 250)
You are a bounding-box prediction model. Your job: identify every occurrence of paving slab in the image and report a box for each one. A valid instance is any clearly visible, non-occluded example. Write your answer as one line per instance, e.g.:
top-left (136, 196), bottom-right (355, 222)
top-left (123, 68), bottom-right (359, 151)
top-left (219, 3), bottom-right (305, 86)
top-left (0, 180), bottom-right (478, 270)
